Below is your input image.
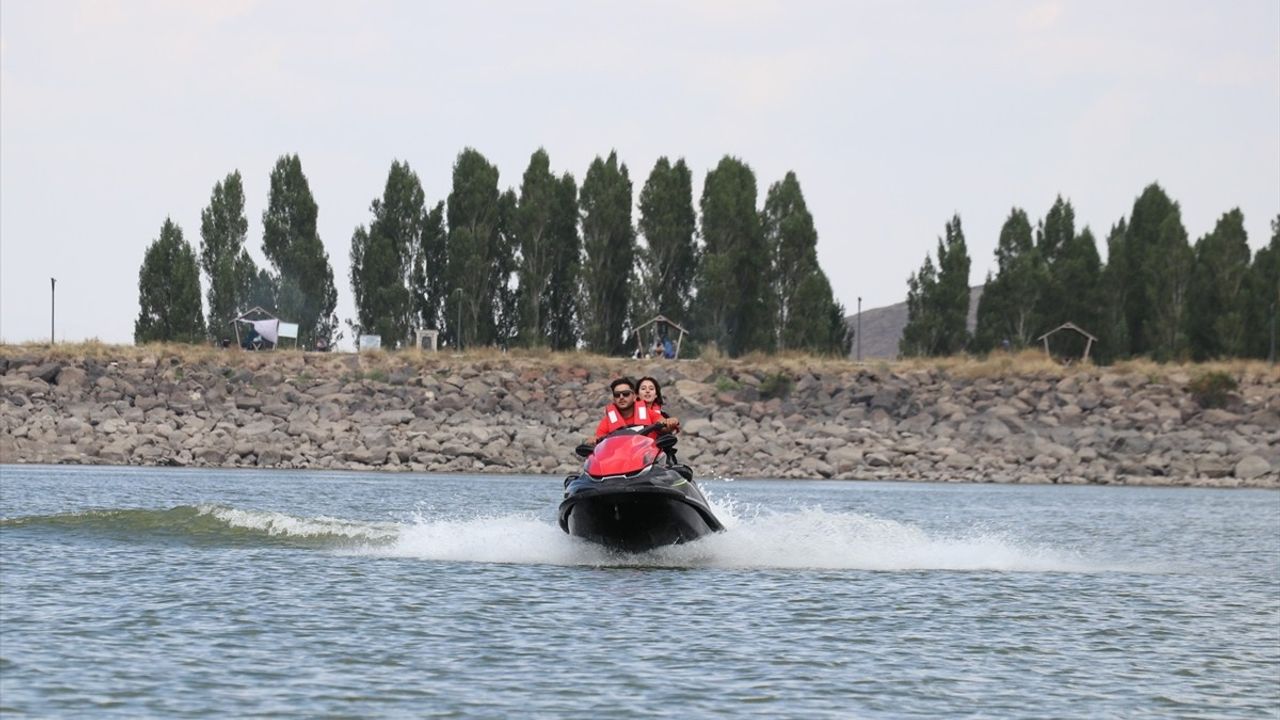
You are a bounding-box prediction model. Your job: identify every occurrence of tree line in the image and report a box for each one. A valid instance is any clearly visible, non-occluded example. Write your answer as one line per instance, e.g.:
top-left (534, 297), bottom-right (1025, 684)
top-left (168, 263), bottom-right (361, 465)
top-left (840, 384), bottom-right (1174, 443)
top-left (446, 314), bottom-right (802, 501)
top-left (901, 184), bottom-right (1280, 362)
top-left (135, 150), bottom-right (850, 357)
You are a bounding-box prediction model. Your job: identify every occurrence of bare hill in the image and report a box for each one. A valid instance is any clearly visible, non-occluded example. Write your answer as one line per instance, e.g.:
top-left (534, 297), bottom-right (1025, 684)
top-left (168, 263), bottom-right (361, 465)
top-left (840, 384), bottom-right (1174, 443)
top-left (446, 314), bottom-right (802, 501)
top-left (845, 286), bottom-right (984, 359)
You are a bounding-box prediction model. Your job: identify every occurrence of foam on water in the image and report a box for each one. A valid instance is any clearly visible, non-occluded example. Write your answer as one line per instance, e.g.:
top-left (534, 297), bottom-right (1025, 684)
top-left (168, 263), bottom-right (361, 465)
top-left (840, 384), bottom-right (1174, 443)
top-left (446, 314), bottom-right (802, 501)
top-left (371, 494), bottom-right (1113, 572)
top-left (201, 504), bottom-right (400, 542)
top-left (3, 500), bottom-right (1119, 572)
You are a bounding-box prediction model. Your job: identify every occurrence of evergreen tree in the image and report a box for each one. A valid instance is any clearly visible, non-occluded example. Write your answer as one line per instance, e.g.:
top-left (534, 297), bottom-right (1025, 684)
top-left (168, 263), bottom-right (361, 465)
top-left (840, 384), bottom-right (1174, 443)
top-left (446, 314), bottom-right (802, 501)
top-left (579, 151), bottom-right (635, 355)
top-left (900, 215), bottom-right (971, 356)
top-left (514, 149), bottom-right (559, 347)
top-left (696, 156), bottom-right (772, 357)
top-left (135, 218), bottom-right (204, 344)
top-left (261, 154), bottom-right (338, 348)
top-left (636, 157), bottom-right (698, 323)
top-left (411, 201), bottom-right (447, 333)
top-left (349, 160), bottom-right (424, 347)
top-left (1187, 209), bottom-right (1252, 360)
top-left (1244, 216), bottom-right (1280, 359)
top-left (545, 173), bottom-right (582, 351)
top-left (1145, 205), bottom-right (1193, 359)
top-left (444, 148), bottom-right (504, 348)
top-left (199, 170), bottom-right (260, 340)
top-left (973, 207), bottom-right (1040, 352)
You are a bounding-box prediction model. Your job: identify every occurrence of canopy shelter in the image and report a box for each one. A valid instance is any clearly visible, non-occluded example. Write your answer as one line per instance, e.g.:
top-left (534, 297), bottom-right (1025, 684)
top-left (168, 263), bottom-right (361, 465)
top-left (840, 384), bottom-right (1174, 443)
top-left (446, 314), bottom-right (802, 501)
top-left (632, 315), bottom-right (688, 359)
top-left (1037, 322), bottom-right (1098, 363)
top-left (231, 307), bottom-right (298, 350)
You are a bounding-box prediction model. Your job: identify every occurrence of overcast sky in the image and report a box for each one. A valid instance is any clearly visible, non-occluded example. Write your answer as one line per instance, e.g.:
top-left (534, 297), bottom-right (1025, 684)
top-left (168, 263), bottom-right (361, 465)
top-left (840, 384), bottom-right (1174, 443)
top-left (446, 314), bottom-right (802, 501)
top-left (2, 0), bottom-right (1277, 347)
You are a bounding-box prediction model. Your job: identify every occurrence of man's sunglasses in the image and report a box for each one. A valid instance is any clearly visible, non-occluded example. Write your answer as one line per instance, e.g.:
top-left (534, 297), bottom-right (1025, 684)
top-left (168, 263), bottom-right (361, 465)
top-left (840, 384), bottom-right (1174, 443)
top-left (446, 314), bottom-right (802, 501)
top-left (613, 390), bottom-right (634, 398)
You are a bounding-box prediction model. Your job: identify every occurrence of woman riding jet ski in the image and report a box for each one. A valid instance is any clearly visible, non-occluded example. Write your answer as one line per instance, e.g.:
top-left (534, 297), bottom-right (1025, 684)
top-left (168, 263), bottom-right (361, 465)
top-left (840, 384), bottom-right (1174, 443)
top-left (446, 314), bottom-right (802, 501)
top-left (558, 421), bottom-right (724, 552)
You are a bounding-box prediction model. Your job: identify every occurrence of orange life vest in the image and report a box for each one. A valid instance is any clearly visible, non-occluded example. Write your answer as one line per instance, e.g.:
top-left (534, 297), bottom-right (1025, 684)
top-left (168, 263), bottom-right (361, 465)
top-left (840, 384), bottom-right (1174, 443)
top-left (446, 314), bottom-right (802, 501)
top-left (597, 399), bottom-right (652, 437)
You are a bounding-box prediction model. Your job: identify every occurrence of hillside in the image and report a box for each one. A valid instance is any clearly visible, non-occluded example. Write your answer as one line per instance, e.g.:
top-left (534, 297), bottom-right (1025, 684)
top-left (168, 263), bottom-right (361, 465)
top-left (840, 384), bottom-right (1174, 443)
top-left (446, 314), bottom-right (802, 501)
top-left (846, 286), bottom-right (984, 359)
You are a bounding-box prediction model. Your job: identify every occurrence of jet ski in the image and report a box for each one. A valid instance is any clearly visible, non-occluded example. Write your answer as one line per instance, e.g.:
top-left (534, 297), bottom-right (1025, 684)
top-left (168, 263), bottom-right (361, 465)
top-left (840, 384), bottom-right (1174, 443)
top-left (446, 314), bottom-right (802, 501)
top-left (558, 422), bottom-right (724, 552)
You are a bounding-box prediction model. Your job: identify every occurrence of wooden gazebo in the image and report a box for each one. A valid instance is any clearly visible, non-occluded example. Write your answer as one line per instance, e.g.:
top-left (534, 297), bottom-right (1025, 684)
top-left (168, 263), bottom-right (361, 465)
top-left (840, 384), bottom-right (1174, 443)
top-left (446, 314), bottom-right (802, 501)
top-left (1037, 322), bottom-right (1098, 363)
top-left (633, 315), bottom-right (689, 359)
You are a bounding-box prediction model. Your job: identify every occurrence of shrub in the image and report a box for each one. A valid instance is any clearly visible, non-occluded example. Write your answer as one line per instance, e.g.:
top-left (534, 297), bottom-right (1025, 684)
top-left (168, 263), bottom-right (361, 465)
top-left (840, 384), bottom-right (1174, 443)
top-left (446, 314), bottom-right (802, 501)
top-left (759, 372), bottom-right (793, 400)
top-left (714, 375), bottom-right (740, 393)
top-left (1188, 371), bottom-right (1237, 409)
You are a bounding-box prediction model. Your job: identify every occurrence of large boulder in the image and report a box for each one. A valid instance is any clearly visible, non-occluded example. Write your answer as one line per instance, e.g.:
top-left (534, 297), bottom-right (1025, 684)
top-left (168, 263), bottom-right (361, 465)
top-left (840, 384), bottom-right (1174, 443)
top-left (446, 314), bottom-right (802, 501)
top-left (1234, 455), bottom-right (1272, 480)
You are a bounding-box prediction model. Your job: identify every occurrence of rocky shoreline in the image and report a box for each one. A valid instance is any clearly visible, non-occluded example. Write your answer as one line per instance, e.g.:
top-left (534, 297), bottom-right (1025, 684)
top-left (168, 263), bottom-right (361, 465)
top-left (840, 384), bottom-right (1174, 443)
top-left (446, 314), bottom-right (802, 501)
top-left (0, 347), bottom-right (1276, 488)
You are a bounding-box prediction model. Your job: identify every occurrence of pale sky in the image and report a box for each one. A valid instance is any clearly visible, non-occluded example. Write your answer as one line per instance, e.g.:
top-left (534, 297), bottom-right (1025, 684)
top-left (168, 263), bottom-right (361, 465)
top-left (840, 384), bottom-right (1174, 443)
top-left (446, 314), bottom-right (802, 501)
top-left (2, 0), bottom-right (1277, 346)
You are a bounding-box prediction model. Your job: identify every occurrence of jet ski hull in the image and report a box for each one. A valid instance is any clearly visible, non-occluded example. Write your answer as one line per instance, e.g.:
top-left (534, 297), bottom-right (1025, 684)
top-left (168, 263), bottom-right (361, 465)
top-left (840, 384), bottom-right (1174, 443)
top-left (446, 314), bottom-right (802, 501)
top-left (558, 468), bottom-right (723, 552)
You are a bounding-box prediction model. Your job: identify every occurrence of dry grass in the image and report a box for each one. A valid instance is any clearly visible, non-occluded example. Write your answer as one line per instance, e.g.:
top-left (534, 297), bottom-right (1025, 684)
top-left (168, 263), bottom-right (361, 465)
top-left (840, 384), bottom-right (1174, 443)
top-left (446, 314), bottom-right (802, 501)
top-left (4, 341), bottom-right (1277, 384)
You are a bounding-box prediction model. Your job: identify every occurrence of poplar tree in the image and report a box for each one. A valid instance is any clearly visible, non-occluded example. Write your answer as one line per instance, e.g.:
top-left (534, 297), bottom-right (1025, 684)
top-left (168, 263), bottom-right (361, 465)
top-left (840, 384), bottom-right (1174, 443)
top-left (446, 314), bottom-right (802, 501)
top-left (973, 208), bottom-right (1040, 352)
top-left (545, 173), bottom-right (582, 351)
top-left (1099, 219), bottom-right (1131, 361)
top-left (1034, 196), bottom-right (1076, 328)
top-left (900, 255), bottom-right (940, 357)
top-left (1119, 183), bottom-right (1178, 356)
top-left (1187, 209), bottom-right (1251, 360)
top-left (514, 149), bottom-right (559, 346)
top-left (199, 170), bottom-right (259, 340)
top-left (761, 171), bottom-right (844, 353)
top-left (579, 151), bottom-right (635, 355)
top-left (636, 157), bottom-right (698, 323)
top-left (412, 201), bottom-right (447, 333)
top-left (1244, 216), bottom-right (1280, 359)
top-left (136, 218), bottom-right (204, 344)
top-left (900, 215), bottom-right (970, 356)
top-left (1050, 227), bottom-right (1105, 358)
top-left (696, 156), bottom-right (772, 356)
top-left (444, 148), bottom-right (504, 348)
top-left (350, 160), bottom-right (425, 347)
top-left (1145, 204), bottom-right (1193, 359)
top-left (494, 189), bottom-right (520, 347)
top-left (763, 171), bottom-right (817, 350)
top-left (261, 154), bottom-right (338, 348)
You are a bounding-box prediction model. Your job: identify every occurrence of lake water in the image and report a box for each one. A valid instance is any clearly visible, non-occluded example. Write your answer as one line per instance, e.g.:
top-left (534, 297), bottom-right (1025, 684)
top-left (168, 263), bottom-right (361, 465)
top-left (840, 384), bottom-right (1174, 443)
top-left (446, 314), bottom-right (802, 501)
top-left (1, 465), bottom-right (1277, 718)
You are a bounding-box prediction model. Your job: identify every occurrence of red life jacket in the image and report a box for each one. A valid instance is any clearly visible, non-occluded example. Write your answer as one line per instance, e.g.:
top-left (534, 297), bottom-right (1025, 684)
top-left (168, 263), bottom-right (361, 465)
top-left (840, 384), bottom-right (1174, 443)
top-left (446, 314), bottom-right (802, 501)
top-left (597, 399), bottom-right (653, 437)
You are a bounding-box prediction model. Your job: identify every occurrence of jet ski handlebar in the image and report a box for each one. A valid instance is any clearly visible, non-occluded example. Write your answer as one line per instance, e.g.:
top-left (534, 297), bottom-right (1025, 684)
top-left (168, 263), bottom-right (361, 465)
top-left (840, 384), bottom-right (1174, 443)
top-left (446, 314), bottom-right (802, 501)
top-left (575, 422), bottom-right (671, 458)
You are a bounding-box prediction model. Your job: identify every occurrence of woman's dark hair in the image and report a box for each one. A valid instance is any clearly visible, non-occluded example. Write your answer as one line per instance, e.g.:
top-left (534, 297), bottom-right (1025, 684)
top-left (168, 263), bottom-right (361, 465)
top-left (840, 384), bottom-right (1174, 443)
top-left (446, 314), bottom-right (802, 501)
top-left (637, 376), bottom-right (665, 407)
top-left (609, 377), bottom-right (636, 394)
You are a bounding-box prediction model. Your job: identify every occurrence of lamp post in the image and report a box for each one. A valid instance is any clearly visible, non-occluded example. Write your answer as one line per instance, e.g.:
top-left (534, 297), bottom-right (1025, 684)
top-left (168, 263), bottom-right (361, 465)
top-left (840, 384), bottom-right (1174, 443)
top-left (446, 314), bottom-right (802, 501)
top-left (856, 296), bottom-right (862, 363)
top-left (50, 277), bottom-right (56, 345)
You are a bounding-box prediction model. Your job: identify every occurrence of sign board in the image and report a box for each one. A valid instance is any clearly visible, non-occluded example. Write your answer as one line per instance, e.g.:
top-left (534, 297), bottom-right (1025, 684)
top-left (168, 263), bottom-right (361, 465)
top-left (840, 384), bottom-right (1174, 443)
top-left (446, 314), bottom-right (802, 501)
top-left (358, 334), bottom-right (382, 351)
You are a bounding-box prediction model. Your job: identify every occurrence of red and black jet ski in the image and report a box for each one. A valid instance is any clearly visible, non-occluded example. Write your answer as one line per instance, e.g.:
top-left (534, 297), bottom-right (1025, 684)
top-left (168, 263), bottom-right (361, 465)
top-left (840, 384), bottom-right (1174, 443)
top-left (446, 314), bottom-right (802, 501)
top-left (558, 423), bottom-right (724, 552)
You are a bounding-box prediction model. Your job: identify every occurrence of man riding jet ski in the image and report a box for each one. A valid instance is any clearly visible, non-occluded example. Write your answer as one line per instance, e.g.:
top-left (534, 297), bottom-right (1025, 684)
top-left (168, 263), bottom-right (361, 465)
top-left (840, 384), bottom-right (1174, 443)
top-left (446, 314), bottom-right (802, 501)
top-left (559, 377), bottom-right (723, 552)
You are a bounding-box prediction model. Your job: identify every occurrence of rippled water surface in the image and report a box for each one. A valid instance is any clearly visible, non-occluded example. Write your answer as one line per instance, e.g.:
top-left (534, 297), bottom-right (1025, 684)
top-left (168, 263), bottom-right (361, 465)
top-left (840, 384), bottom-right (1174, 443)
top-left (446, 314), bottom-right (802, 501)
top-left (2, 465), bottom-right (1277, 718)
